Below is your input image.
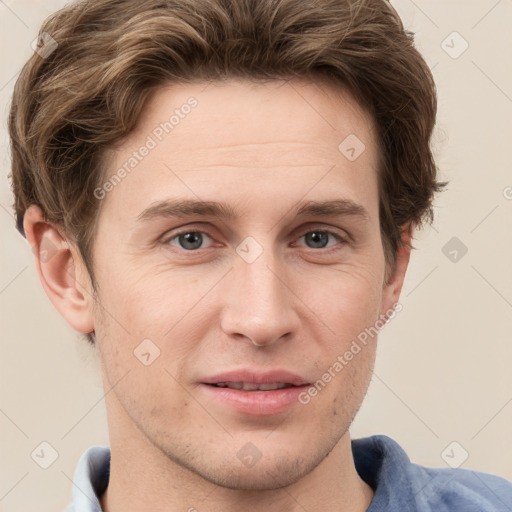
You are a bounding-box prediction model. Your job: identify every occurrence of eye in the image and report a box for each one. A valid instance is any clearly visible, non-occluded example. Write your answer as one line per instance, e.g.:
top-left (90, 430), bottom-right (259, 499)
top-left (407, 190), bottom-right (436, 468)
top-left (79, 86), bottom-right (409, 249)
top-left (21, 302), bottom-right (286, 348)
top-left (165, 230), bottom-right (214, 251)
top-left (295, 229), bottom-right (346, 250)
top-left (161, 227), bottom-right (347, 253)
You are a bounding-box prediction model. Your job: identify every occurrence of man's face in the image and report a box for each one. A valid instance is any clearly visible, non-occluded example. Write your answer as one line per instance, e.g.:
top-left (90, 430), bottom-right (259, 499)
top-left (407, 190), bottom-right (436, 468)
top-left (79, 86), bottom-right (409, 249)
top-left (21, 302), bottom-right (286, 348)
top-left (88, 78), bottom-right (403, 489)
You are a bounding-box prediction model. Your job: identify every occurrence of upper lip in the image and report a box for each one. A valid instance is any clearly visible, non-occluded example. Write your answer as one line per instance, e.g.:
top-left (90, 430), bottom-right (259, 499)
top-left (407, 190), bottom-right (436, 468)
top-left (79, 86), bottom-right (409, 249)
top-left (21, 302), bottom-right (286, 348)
top-left (202, 369), bottom-right (310, 386)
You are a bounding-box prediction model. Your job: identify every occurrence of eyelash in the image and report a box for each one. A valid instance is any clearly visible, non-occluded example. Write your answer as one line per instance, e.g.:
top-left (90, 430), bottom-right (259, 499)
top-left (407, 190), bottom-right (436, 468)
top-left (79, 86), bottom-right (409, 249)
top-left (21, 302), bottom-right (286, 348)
top-left (161, 226), bottom-right (348, 253)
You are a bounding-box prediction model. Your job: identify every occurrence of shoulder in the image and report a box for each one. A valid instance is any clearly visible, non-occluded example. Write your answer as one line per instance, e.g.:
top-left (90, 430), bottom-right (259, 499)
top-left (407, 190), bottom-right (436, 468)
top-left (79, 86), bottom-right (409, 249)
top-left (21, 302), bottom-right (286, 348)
top-left (352, 434), bottom-right (512, 511)
top-left (414, 460), bottom-right (512, 511)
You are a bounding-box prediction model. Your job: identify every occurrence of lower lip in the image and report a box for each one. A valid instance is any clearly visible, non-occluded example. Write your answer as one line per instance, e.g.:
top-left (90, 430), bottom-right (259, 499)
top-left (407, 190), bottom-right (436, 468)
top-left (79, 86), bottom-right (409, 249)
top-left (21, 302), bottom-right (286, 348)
top-left (200, 384), bottom-right (309, 415)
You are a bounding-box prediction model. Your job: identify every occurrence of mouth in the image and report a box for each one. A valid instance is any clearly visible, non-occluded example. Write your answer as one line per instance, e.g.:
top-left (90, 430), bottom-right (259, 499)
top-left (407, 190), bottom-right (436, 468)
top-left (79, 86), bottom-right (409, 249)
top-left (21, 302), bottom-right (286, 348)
top-left (200, 370), bottom-right (311, 415)
top-left (207, 382), bottom-right (303, 391)
top-left (202, 369), bottom-right (310, 389)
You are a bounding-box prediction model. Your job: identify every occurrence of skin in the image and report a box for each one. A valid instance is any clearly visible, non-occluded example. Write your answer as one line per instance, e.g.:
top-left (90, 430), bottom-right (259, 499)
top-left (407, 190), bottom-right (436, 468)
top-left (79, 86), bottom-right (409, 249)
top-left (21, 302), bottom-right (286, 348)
top-left (24, 78), bottom-right (412, 512)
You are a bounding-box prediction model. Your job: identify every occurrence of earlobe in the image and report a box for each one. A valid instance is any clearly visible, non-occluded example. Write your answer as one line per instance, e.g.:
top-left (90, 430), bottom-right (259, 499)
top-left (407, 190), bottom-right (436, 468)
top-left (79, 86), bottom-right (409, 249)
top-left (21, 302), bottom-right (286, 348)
top-left (23, 205), bottom-right (95, 334)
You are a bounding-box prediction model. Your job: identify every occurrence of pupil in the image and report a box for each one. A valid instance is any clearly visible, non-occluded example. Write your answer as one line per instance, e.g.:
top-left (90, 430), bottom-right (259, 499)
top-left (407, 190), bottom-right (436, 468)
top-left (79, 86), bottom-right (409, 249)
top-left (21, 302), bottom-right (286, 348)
top-left (180, 232), bottom-right (202, 250)
top-left (306, 231), bottom-right (328, 248)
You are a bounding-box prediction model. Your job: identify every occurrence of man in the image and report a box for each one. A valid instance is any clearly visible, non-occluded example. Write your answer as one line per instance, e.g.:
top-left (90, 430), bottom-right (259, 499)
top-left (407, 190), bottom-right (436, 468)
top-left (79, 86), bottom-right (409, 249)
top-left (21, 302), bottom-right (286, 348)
top-left (8, 0), bottom-right (512, 510)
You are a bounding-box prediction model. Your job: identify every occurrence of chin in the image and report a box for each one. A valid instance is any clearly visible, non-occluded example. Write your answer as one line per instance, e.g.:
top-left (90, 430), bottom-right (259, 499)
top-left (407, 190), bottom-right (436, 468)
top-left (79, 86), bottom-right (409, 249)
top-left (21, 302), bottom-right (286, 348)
top-left (200, 457), bottom-right (311, 491)
top-left (184, 448), bottom-right (321, 491)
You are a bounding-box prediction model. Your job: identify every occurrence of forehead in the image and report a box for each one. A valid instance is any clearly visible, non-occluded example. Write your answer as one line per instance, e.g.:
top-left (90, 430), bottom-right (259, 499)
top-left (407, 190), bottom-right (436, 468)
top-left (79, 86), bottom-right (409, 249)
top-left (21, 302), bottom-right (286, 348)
top-left (128, 77), bottom-right (376, 158)
top-left (98, 77), bottom-right (380, 226)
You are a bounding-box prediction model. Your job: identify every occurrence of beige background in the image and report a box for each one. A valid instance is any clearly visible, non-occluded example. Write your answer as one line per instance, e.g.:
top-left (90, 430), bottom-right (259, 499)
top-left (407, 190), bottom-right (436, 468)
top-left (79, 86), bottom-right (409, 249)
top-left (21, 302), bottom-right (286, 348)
top-left (1, 1), bottom-right (511, 511)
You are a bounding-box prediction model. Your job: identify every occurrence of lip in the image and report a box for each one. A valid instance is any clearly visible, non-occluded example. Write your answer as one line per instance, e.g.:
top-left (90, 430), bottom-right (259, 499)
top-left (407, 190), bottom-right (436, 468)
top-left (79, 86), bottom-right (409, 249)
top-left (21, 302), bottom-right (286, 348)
top-left (200, 369), bottom-right (311, 416)
top-left (201, 369), bottom-right (310, 387)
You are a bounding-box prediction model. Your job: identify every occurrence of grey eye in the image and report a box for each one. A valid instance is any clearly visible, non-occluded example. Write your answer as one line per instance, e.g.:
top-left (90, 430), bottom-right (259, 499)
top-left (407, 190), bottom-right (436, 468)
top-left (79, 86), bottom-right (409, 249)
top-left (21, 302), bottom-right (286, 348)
top-left (168, 231), bottom-right (213, 250)
top-left (303, 231), bottom-right (330, 249)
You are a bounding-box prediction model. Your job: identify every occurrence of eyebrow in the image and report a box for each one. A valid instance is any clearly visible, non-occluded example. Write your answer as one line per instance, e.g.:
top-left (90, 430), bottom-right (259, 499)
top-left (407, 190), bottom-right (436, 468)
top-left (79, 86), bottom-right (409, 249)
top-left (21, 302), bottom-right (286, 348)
top-left (136, 198), bottom-right (369, 223)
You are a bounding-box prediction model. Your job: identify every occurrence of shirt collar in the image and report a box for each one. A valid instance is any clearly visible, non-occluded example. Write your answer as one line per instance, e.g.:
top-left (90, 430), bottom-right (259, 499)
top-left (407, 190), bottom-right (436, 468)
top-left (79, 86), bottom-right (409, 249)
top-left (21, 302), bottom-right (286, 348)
top-left (352, 434), bottom-right (417, 510)
top-left (66, 445), bottom-right (110, 512)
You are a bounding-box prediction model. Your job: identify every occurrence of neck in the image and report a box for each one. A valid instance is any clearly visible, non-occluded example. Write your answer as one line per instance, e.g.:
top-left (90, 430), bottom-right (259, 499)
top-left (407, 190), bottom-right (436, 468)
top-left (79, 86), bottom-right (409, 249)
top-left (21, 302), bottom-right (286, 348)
top-left (100, 437), bottom-right (373, 511)
top-left (100, 394), bottom-right (373, 512)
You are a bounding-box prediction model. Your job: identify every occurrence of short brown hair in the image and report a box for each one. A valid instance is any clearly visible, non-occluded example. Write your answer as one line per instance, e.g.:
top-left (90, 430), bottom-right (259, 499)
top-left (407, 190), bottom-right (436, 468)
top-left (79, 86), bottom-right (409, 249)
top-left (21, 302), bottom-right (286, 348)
top-left (8, 0), bottom-right (445, 342)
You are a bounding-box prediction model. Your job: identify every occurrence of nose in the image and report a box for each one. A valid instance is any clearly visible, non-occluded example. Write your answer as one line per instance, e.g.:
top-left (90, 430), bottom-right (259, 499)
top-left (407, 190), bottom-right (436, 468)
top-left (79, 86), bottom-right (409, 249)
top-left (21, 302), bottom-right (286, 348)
top-left (219, 247), bottom-right (300, 348)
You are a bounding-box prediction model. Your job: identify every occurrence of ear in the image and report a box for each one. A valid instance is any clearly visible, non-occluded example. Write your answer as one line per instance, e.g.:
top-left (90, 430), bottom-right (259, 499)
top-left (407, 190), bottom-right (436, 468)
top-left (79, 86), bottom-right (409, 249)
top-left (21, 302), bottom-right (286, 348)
top-left (23, 205), bottom-right (95, 334)
top-left (380, 223), bottom-right (413, 318)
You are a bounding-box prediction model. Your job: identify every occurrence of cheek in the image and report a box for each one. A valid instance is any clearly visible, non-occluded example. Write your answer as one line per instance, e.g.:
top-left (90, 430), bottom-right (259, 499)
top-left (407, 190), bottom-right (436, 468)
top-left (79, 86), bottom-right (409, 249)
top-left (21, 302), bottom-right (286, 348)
top-left (95, 259), bottom-right (211, 336)
top-left (93, 265), bottom-right (219, 390)
top-left (312, 263), bottom-right (384, 340)
top-left (328, 349), bottom-right (376, 428)
top-left (315, 264), bottom-right (382, 412)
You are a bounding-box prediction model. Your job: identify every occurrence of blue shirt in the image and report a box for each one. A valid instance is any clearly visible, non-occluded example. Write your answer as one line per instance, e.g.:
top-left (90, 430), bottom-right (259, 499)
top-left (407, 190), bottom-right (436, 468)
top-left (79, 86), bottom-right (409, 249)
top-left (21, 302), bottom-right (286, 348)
top-left (63, 435), bottom-right (512, 511)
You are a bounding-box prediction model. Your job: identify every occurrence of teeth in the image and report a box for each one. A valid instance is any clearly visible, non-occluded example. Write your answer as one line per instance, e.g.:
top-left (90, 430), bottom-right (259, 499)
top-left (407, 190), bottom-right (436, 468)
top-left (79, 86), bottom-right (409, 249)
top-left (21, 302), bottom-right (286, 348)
top-left (257, 383), bottom-right (289, 390)
top-left (238, 382), bottom-right (257, 391)
top-left (213, 382), bottom-right (291, 391)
